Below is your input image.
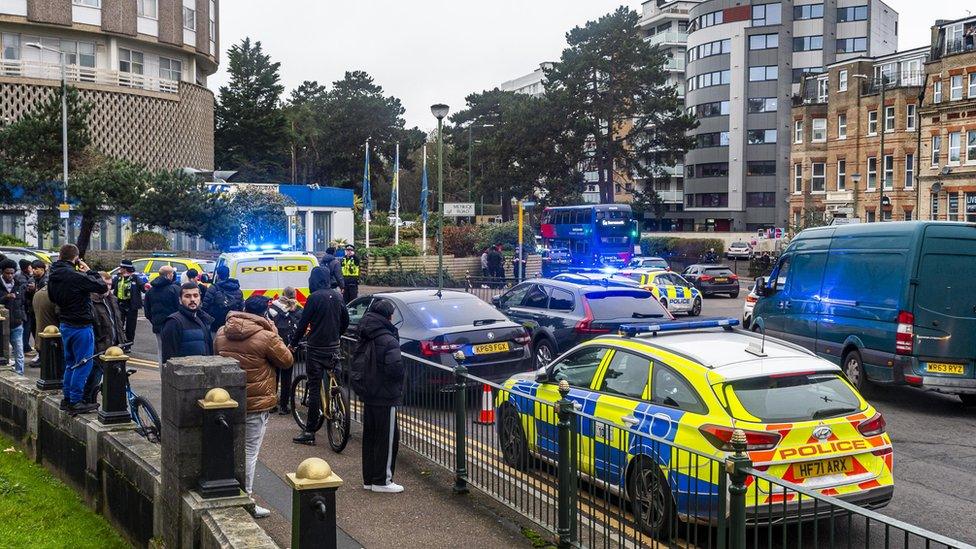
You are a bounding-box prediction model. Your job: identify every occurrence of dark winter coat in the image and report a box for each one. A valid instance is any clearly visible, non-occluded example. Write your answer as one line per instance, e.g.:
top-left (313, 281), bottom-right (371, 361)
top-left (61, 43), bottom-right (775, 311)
top-left (144, 275), bottom-right (181, 334)
top-left (290, 287), bottom-right (349, 350)
top-left (160, 306), bottom-right (214, 364)
top-left (355, 311), bottom-right (404, 406)
top-left (269, 299), bottom-right (303, 345)
top-left (91, 292), bottom-right (126, 353)
top-left (1, 275), bottom-right (26, 328)
top-left (201, 278), bottom-right (244, 332)
top-left (487, 249), bottom-right (503, 271)
top-left (24, 272), bottom-right (47, 314)
top-left (47, 260), bottom-right (108, 328)
top-left (319, 253), bottom-right (344, 290)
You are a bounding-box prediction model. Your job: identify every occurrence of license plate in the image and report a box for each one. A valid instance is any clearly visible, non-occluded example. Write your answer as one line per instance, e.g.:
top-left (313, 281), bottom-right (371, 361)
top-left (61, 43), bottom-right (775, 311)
top-left (791, 457), bottom-right (854, 479)
top-left (473, 342), bottom-right (510, 355)
top-left (713, 277), bottom-right (728, 283)
top-left (926, 362), bottom-right (966, 375)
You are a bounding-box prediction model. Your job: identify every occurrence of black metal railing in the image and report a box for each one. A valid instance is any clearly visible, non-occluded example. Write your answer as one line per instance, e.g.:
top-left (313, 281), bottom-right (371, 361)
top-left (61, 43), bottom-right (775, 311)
top-left (464, 276), bottom-right (521, 303)
top-left (861, 71), bottom-right (926, 95)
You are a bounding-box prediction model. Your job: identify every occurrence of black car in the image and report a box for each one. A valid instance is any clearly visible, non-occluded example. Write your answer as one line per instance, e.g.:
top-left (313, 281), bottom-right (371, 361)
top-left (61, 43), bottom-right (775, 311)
top-left (682, 264), bottom-right (740, 297)
top-left (491, 278), bottom-right (671, 367)
top-left (540, 248), bottom-right (572, 276)
top-left (344, 290), bottom-right (533, 387)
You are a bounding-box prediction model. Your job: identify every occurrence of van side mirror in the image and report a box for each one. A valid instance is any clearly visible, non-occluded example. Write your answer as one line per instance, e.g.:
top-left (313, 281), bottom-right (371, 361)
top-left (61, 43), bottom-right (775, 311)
top-left (754, 277), bottom-right (769, 297)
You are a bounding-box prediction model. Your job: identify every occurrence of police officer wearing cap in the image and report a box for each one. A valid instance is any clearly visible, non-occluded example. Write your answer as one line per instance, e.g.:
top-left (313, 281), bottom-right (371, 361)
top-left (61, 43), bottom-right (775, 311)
top-left (341, 244), bottom-right (361, 304)
top-left (112, 260), bottom-right (145, 344)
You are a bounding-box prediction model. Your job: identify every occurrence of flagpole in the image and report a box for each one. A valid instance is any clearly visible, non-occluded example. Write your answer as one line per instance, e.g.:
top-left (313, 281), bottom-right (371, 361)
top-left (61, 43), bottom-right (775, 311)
top-left (364, 138), bottom-right (371, 249)
top-left (422, 144), bottom-right (428, 255)
top-left (394, 142), bottom-right (400, 246)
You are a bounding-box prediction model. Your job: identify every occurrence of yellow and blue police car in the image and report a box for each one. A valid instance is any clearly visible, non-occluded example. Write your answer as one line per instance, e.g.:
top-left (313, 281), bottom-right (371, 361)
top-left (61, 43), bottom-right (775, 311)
top-left (496, 319), bottom-right (893, 536)
top-left (619, 269), bottom-right (702, 316)
top-left (216, 247), bottom-right (319, 305)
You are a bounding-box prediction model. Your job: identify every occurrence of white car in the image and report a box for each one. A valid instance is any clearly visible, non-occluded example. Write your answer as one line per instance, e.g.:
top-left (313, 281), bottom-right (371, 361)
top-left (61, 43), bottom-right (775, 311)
top-left (627, 256), bottom-right (670, 270)
top-left (726, 241), bottom-right (753, 260)
top-left (742, 283), bottom-right (759, 328)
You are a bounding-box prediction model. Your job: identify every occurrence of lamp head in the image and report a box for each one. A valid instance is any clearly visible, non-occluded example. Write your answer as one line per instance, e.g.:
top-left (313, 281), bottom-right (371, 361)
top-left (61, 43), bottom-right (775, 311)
top-left (431, 103), bottom-right (450, 120)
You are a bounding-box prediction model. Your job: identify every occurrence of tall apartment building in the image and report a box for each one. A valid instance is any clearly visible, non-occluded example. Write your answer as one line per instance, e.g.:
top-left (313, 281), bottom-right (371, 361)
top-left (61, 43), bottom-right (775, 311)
top-left (790, 47), bottom-right (928, 226)
top-left (919, 16), bottom-right (976, 222)
top-left (683, 0), bottom-right (898, 232)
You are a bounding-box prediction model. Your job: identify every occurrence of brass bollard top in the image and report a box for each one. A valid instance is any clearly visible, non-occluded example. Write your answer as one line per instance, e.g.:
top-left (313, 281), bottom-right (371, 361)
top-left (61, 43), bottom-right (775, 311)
top-left (39, 325), bottom-right (61, 338)
top-left (558, 379), bottom-right (570, 393)
top-left (730, 428), bottom-right (747, 456)
top-left (286, 457), bottom-right (343, 491)
top-left (100, 346), bottom-right (129, 362)
top-left (197, 387), bottom-right (239, 410)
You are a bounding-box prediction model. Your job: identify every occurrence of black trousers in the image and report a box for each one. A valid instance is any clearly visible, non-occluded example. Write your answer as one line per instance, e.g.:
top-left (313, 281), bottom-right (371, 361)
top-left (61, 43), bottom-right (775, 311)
top-left (362, 404), bottom-right (399, 486)
top-left (24, 310), bottom-right (34, 351)
top-left (276, 366), bottom-right (292, 409)
top-left (120, 303), bottom-right (139, 344)
top-left (343, 282), bottom-right (359, 304)
top-left (304, 347), bottom-right (337, 432)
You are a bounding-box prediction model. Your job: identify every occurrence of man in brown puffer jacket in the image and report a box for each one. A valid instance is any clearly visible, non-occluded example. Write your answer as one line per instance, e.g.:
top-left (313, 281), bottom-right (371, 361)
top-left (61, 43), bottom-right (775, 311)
top-left (214, 295), bottom-right (293, 519)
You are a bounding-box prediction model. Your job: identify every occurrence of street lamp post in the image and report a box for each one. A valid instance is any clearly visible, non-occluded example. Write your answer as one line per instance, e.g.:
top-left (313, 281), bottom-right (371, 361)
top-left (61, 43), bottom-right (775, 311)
top-left (431, 103), bottom-right (450, 292)
top-left (26, 42), bottom-right (70, 240)
top-left (878, 74), bottom-right (888, 221)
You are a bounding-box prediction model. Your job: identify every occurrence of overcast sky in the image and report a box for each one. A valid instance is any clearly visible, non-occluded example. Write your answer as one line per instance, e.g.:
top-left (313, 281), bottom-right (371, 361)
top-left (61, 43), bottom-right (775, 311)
top-left (210, 0), bottom-right (972, 130)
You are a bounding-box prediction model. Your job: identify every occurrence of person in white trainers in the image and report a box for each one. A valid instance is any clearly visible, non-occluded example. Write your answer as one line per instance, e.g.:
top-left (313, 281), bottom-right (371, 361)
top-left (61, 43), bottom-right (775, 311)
top-left (351, 300), bottom-right (405, 493)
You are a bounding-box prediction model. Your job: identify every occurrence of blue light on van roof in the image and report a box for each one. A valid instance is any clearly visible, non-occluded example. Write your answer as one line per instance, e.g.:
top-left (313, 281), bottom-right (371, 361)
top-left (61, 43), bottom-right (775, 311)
top-left (618, 318), bottom-right (739, 337)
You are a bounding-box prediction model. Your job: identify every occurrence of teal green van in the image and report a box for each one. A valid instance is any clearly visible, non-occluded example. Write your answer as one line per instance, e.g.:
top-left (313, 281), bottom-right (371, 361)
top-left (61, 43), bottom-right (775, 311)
top-left (751, 221), bottom-right (976, 405)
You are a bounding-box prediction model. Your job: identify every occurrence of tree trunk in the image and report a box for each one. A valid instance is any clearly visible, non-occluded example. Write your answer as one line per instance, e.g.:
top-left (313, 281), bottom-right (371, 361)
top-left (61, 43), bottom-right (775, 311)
top-left (76, 214), bottom-right (97, 258)
top-left (501, 188), bottom-right (513, 222)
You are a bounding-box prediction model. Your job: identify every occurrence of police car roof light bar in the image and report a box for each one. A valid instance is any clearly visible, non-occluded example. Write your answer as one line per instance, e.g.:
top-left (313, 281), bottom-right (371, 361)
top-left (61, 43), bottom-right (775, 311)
top-left (618, 317), bottom-right (739, 337)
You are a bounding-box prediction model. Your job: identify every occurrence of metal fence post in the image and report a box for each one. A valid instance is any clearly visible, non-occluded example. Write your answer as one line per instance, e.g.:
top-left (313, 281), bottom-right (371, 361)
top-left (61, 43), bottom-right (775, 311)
top-left (288, 457), bottom-right (343, 549)
top-left (726, 428), bottom-right (752, 549)
top-left (452, 351), bottom-right (469, 495)
top-left (556, 379), bottom-right (578, 548)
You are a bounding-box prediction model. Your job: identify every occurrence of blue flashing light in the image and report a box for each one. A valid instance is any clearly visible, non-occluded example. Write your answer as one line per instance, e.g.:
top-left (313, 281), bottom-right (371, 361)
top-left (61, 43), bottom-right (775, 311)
top-left (246, 244), bottom-right (259, 251)
top-left (618, 317), bottom-right (740, 337)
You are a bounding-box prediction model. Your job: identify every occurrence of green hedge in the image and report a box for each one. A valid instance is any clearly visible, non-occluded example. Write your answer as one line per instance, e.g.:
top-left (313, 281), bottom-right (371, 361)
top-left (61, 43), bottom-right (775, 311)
top-left (640, 237), bottom-right (725, 259)
top-left (361, 269), bottom-right (461, 288)
top-left (0, 234), bottom-right (29, 247)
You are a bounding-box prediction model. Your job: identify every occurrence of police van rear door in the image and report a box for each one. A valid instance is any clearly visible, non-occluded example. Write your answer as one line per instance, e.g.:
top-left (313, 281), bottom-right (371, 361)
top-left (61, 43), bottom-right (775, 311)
top-left (234, 256), bottom-right (315, 303)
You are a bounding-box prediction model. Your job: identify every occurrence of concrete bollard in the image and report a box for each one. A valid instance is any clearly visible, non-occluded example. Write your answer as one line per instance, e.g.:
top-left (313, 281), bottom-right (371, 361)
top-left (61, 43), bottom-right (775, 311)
top-left (97, 346), bottom-right (131, 425)
top-left (287, 457), bottom-right (343, 549)
top-left (197, 387), bottom-right (242, 498)
top-left (37, 325), bottom-right (63, 390)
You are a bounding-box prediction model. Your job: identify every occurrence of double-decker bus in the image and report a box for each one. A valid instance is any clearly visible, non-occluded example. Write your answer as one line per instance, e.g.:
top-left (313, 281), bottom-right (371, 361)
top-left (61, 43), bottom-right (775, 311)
top-left (539, 204), bottom-right (639, 271)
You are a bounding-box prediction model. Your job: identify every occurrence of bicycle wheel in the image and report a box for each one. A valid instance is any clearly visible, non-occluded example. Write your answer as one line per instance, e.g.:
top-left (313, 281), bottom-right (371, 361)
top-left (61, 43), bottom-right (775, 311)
top-left (131, 396), bottom-right (161, 443)
top-left (325, 381), bottom-right (351, 453)
top-left (291, 374), bottom-right (324, 432)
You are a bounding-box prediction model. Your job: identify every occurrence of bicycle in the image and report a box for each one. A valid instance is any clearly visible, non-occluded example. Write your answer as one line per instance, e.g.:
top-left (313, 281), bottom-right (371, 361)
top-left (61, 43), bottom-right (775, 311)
top-left (290, 344), bottom-right (351, 452)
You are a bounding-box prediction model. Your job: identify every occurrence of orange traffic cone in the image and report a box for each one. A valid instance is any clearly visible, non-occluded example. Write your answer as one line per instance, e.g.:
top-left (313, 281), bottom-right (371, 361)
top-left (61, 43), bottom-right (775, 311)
top-left (475, 384), bottom-right (495, 425)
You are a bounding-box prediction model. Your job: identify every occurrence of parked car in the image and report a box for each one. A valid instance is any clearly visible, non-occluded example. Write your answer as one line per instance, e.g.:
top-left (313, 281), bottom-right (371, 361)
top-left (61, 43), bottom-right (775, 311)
top-left (627, 256), bottom-right (670, 270)
top-left (624, 270), bottom-right (702, 316)
top-left (682, 264), bottom-right (740, 297)
top-left (742, 284), bottom-right (759, 329)
top-left (725, 241), bottom-right (753, 260)
top-left (541, 248), bottom-right (573, 276)
top-left (0, 246), bottom-right (50, 265)
top-left (344, 290), bottom-right (533, 386)
top-left (491, 277), bottom-right (671, 367)
top-left (751, 221), bottom-right (976, 405)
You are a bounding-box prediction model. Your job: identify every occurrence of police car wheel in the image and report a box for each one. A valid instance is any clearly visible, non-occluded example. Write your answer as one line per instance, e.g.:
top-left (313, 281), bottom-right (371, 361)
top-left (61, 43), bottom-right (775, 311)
top-left (689, 297), bottom-right (702, 317)
top-left (629, 457), bottom-right (674, 539)
top-left (499, 406), bottom-right (530, 471)
top-left (843, 349), bottom-right (873, 395)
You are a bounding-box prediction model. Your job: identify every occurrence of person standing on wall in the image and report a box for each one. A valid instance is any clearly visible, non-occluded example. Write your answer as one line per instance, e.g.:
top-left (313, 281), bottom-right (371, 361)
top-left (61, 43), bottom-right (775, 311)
top-left (112, 260), bottom-right (145, 346)
top-left (341, 244), bottom-right (361, 303)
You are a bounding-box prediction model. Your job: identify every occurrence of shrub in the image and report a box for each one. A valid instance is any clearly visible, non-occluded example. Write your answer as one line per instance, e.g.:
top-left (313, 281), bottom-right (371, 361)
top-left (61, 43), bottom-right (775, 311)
top-left (475, 222), bottom-right (534, 255)
top-left (369, 224), bottom-right (395, 246)
top-left (443, 225), bottom-right (480, 257)
top-left (0, 234), bottom-right (29, 247)
top-left (125, 231), bottom-right (170, 251)
top-left (361, 269), bottom-right (461, 288)
top-left (641, 237), bottom-right (724, 260)
top-left (364, 242), bottom-right (420, 260)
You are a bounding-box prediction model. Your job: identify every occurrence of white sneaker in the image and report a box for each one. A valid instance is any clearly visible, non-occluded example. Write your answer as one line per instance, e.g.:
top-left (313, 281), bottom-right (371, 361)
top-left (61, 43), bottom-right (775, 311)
top-left (363, 484), bottom-right (372, 490)
top-left (251, 504), bottom-right (271, 518)
top-left (371, 482), bottom-right (404, 493)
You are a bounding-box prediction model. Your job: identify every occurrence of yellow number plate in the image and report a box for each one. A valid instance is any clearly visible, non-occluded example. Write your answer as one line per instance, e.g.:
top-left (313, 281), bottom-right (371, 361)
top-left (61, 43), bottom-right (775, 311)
top-left (473, 342), bottom-right (510, 355)
top-left (791, 457), bottom-right (853, 479)
top-left (926, 362), bottom-right (966, 375)
top-left (714, 277), bottom-right (728, 283)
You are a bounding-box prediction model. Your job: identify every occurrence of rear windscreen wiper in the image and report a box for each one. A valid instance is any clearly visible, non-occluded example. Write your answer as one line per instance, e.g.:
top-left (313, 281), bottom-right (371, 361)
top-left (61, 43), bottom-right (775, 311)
top-left (632, 312), bottom-right (665, 318)
top-left (473, 319), bottom-right (500, 326)
top-left (811, 407), bottom-right (857, 419)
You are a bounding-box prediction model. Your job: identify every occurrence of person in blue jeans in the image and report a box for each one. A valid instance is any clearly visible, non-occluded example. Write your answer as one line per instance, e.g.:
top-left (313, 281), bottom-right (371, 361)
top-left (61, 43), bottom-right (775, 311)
top-left (0, 259), bottom-right (26, 375)
top-left (47, 244), bottom-right (108, 415)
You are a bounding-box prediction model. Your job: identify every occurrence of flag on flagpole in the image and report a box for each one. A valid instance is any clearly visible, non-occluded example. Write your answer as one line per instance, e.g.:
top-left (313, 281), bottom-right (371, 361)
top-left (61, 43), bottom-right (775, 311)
top-left (420, 145), bottom-right (429, 223)
top-left (362, 140), bottom-right (372, 222)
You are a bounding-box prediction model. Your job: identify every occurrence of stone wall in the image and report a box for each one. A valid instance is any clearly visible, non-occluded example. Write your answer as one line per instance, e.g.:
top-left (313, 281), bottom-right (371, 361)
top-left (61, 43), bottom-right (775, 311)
top-left (363, 254), bottom-right (542, 279)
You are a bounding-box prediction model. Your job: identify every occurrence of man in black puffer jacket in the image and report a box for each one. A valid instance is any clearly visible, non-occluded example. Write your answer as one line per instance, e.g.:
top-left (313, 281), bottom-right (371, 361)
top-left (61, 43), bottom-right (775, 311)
top-left (160, 282), bottom-right (213, 364)
top-left (355, 299), bottom-right (405, 493)
top-left (202, 265), bottom-right (244, 335)
top-left (144, 266), bottom-right (180, 365)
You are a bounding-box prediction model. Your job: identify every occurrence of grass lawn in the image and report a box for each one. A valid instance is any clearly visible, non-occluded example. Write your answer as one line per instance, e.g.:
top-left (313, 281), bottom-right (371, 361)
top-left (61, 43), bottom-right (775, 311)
top-left (0, 434), bottom-right (130, 548)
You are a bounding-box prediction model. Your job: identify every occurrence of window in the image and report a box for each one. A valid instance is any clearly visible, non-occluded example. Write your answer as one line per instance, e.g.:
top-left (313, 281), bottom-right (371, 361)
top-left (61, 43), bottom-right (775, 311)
top-left (747, 129), bottom-right (777, 144)
top-left (697, 163), bottom-right (729, 177)
top-left (548, 289), bottom-right (574, 311)
top-left (931, 136), bottom-right (941, 166)
top-left (836, 38), bottom-right (867, 53)
top-left (884, 106), bottom-right (895, 132)
top-left (697, 132), bottom-right (730, 148)
top-left (60, 40), bottom-right (96, 69)
top-left (209, 0), bottom-right (216, 40)
top-left (2, 33), bottom-right (19, 61)
top-left (904, 209), bottom-right (913, 221)
top-left (685, 193), bottom-right (728, 207)
top-left (811, 163), bottom-right (826, 192)
top-left (599, 351), bottom-right (650, 399)
top-left (867, 157), bottom-right (877, 190)
top-left (137, 0), bottom-right (157, 18)
top-left (837, 5), bottom-right (868, 22)
top-left (749, 33), bottom-right (778, 50)
top-left (837, 159), bottom-right (847, 190)
top-left (749, 65), bottom-right (778, 81)
top-left (949, 193), bottom-right (959, 221)
top-left (183, 7), bottom-right (196, 30)
top-left (794, 36), bottom-right (824, 51)
top-left (752, 3), bottom-right (782, 26)
top-left (950, 75), bottom-right (963, 101)
top-left (883, 155), bottom-right (893, 190)
top-left (838, 69), bottom-right (848, 91)
top-left (746, 161), bottom-right (776, 176)
top-left (746, 192), bottom-right (777, 207)
top-left (931, 194), bottom-right (940, 218)
top-left (905, 154), bottom-right (914, 188)
top-left (838, 113), bottom-right (847, 139)
top-left (119, 48), bottom-right (144, 75)
top-left (968, 130), bottom-right (976, 163)
top-left (693, 39), bottom-right (732, 60)
top-left (692, 70), bottom-right (731, 90)
top-left (158, 56), bottom-right (182, 81)
top-left (72, 0), bottom-right (100, 6)
top-left (906, 104), bottom-right (916, 131)
top-left (793, 67), bottom-right (820, 84)
top-left (812, 118), bottom-right (826, 142)
top-left (949, 131), bottom-right (961, 163)
top-left (934, 81), bottom-right (942, 103)
top-left (499, 283), bottom-right (531, 308)
top-left (691, 10), bottom-right (724, 31)
top-left (794, 120), bottom-right (803, 143)
top-left (794, 163), bottom-right (803, 192)
top-left (653, 366), bottom-right (705, 413)
top-left (794, 3), bottom-right (824, 19)
top-left (866, 210), bottom-right (876, 222)
top-left (690, 100), bottom-right (729, 118)
top-left (816, 77), bottom-right (829, 102)
top-left (867, 110), bottom-right (878, 135)
top-left (970, 73), bottom-right (976, 98)
top-left (550, 347), bottom-right (608, 388)
top-left (747, 97), bottom-right (777, 113)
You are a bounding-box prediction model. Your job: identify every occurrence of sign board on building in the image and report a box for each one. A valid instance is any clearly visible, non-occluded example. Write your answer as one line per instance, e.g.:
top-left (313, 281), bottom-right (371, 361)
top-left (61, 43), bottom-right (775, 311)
top-left (443, 202), bottom-right (475, 216)
top-left (966, 193), bottom-right (976, 214)
top-left (835, 207), bottom-right (855, 214)
top-left (832, 217), bottom-right (862, 225)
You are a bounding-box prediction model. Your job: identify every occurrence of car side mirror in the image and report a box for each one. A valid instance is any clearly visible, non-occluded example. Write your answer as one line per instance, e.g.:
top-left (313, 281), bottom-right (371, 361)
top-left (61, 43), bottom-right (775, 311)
top-left (491, 296), bottom-right (501, 307)
top-left (535, 367), bottom-right (549, 383)
top-left (754, 277), bottom-right (767, 297)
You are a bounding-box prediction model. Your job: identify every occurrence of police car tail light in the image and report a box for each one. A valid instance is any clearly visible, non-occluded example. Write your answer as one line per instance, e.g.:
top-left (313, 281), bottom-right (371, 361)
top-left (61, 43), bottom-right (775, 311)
top-left (895, 311), bottom-right (914, 355)
top-left (857, 413), bottom-right (886, 437)
top-left (699, 424), bottom-right (781, 451)
top-left (420, 340), bottom-right (463, 357)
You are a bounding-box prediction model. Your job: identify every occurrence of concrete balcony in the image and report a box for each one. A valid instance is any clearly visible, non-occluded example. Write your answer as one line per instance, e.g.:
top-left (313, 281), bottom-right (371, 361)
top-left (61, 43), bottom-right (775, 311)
top-left (646, 32), bottom-right (688, 47)
top-left (664, 57), bottom-right (686, 72)
top-left (656, 189), bottom-right (684, 203)
top-left (0, 59), bottom-right (180, 94)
